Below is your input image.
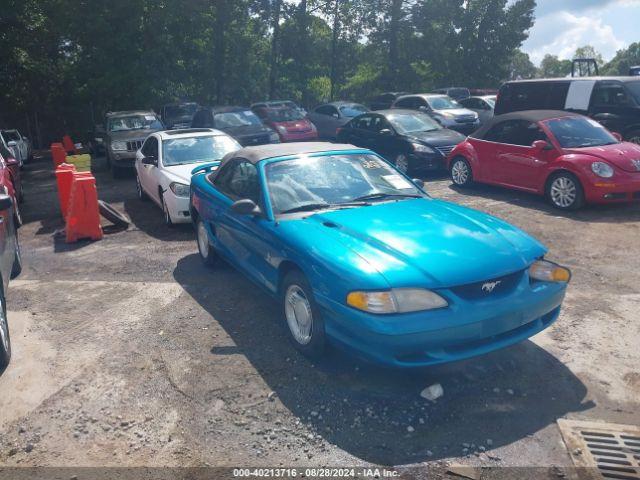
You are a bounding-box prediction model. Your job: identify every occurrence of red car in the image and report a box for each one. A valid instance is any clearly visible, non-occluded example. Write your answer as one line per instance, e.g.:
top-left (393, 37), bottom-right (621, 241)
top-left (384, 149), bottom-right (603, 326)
top-left (0, 143), bottom-right (22, 225)
top-left (252, 105), bottom-right (318, 142)
top-left (448, 110), bottom-right (640, 210)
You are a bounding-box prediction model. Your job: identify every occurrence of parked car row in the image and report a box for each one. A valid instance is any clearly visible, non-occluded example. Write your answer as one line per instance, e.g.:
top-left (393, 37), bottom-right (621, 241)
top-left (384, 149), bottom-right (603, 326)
top-left (0, 129), bottom-right (32, 167)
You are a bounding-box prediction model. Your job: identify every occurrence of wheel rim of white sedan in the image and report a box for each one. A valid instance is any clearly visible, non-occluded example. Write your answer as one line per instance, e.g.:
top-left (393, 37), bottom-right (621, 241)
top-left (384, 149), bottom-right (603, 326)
top-left (550, 177), bottom-right (576, 208)
top-left (197, 221), bottom-right (209, 258)
top-left (395, 155), bottom-right (408, 173)
top-left (452, 160), bottom-right (469, 184)
top-left (285, 285), bottom-right (313, 345)
top-left (163, 198), bottom-right (171, 224)
top-left (0, 299), bottom-right (8, 353)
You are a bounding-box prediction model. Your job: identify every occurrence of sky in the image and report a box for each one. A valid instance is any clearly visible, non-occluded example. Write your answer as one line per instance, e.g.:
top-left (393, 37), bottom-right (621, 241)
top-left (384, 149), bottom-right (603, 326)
top-left (522, 0), bottom-right (640, 65)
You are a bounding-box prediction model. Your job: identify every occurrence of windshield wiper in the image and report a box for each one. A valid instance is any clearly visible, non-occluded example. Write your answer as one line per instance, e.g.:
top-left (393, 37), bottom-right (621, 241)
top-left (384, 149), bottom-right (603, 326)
top-left (351, 192), bottom-right (423, 202)
top-left (281, 203), bottom-right (332, 214)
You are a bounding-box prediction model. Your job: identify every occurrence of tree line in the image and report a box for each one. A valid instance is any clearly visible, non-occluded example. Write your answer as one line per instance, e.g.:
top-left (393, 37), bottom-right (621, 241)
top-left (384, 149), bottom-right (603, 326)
top-left (0, 0), bottom-right (638, 147)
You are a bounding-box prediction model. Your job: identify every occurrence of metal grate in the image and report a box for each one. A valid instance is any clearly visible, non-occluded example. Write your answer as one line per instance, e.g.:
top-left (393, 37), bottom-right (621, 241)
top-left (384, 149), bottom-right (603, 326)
top-left (558, 419), bottom-right (640, 480)
top-left (126, 140), bottom-right (144, 151)
top-left (435, 145), bottom-right (455, 157)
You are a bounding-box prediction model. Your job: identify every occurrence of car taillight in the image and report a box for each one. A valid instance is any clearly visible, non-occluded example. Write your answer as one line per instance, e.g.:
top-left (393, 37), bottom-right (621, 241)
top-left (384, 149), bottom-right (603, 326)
top-left (336, 127), bottom-right (343, 136)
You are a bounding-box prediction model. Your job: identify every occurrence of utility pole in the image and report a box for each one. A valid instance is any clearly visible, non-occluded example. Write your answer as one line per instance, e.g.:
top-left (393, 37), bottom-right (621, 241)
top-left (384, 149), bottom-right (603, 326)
top-left (269, 0), bottom-right (282, 99)
top-left (330, 0), bottom-right (340, 101)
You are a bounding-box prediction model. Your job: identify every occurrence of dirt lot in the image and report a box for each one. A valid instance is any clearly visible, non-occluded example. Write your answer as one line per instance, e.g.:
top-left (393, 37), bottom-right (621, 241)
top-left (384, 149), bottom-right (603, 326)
top-left (0, 153), bottom-right (638, 477)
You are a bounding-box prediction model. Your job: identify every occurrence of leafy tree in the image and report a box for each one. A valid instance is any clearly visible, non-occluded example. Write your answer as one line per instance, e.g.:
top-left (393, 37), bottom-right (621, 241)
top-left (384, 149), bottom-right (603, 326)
top-left (602, 42), bottom-right (640, 76)
top-left (539, 54), bottom-right (572, 78)
top-left (573, 45), bottom-right (604, 67)
top-left (508, 50), bottom-right (538, 80)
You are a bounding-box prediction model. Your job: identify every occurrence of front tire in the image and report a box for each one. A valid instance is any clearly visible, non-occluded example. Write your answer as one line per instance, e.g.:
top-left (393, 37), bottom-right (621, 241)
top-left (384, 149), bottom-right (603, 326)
top-left (0, 283), bottom-right (11, 370)
top-left (546, 172), bottom-right (585, 210)
top-left (196, 219), bottom-right (217, 267)
top-left (161, 194), bottom-right (174, 227)
top-left (450, 157), bottom-right (473, 187)
top-left (393, 153), bottom-right (410, 175)
top-left (281, 270), bottom-right (325, 358)
top-left (11, 230), bottom-right (22, 279)
top-left (136, 173), bottom-right (148, 201)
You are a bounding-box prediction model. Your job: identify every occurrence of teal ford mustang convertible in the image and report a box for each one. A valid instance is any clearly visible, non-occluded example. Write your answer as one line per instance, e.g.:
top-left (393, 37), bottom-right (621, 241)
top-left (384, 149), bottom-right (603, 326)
top-left (190, 143), bottom-right (570, 367)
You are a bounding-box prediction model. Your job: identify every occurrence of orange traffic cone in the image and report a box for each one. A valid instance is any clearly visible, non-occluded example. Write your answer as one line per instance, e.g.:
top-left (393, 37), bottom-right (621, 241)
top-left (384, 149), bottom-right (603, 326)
top-left (51, 143), bottom-right (67, 168)
top-left (62, 135), bottom-right (78, 155)
top-left (65, 173), bottom-right (103, 243)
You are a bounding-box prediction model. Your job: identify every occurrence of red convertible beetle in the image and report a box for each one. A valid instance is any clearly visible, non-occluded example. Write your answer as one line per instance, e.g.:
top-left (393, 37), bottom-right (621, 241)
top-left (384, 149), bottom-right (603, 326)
top-left (447, 110), bottom-right (640, 210)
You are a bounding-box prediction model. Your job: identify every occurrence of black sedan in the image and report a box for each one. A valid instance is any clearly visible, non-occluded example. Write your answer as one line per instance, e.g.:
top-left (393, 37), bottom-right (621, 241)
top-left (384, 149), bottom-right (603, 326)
top-left (0, 194), bottom-right (22, 370)
top-left (191, 106), bottom-right (280, 146)
top-left (336, 109), bottom-right (466, 174)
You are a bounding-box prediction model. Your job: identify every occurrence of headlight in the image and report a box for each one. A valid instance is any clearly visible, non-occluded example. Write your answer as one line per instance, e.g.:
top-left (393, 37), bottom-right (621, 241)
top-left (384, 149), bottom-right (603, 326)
top-left (412, 143), bottom-right (435, 154)
top-left (439, 111), bottom-right (455, 118)
top-left (269, 132), bottom-right (280, 143)
top-left (591, 161), bottom-right (614, 178)
top-left (169, 182), bottom-right (190, 197)
top-left (346, 288), bottom-right (448, 314)
top-left (111, 141), bottom-right (127, 151)
top-left (529, 260), bottom-right (571, 283)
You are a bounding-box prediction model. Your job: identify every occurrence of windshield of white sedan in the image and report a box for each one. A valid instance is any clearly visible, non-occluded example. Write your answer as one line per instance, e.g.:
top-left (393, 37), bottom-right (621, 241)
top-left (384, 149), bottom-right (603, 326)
top-left (162, 136), bottom-right (240, 166)
top-left (387, 113), bottom-right (441, 133)
top-left (108, 115), bottom-right (162, 132)
top-left (266, 154), bottom-right (424, 215)
top-left (546, 117), bottom-right (618, 148)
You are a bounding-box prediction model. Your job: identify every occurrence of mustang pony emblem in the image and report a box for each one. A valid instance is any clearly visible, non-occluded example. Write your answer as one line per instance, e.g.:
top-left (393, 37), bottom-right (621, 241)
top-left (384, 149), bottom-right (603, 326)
top-left (632, 159), bottom-right (640, 171)
top-left (482, 280), bottom-right (502, 293)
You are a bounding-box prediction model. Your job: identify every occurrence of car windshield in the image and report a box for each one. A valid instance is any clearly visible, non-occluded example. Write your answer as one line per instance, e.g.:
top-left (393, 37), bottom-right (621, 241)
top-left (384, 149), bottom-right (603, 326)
top-left (267, 108), bottom-right (305, 122)
top-left (214, 111), bottom-right (262, 128)
top-left (108, 115), bottom-right (162, 132)
top-left (427, 96), bottom-right (460, 110)
top-left (625, 81), bottom-right (640, 102)
top-left (339, 104), bottom-right (369, 117)
top-left (162, 135), bottom-right (240, 166)
top-left (386, 112), bottom-right (441, 134)
top-left (265, 153), bottom-right (424, 215)
top-left (165, 104), bottom-right (198, 120)
top-left (545, 116), bottom-right (618, 148)
top-left (2, 130), bottom-right (21, 141)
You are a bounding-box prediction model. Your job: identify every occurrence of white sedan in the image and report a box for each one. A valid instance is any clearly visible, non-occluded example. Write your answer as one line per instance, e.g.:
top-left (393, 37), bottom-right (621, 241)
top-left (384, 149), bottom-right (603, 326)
top-left (135, 128), bottom-right (241, 225)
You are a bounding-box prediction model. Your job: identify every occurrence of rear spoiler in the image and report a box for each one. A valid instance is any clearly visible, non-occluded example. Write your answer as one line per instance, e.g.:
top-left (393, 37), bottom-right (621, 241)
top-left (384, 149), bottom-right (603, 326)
top-left (191, 161), bottom-right (221, 176)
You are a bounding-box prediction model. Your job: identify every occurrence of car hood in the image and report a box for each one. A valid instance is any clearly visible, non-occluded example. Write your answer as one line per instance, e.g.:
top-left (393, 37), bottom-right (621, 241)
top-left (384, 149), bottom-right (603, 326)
top-left (274, 119), bottom-right (314, 133)
top-left (163, 163), bottom-right (205, 184)
top-left (218, 124), bottom-right (274, 140)
top-left (564, 142), bottom-right (640, 173)
top-left (288, 198), bottom-right (545, 288)
top-left (109, 129), bottom-right (159, 141)
top-left (434, 108), bottom-right (477, 118)
top-left (404, 129), bottom-right (466, 147)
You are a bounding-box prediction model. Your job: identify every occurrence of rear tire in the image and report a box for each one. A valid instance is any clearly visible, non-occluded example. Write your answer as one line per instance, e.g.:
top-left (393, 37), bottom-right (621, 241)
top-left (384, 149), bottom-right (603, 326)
top-left (450, 157), bottom-right (474, 187)
top-left (546, 172), bottom-right (585, 211)
top-left (0, 283), bottom-right (11, 370)
top-left (196, 219), bottom-right (218, 268)
top-left (98, 200), bottom-right (130, 227)
top-left (281, 270), bottom-right (325, 358)
top-left (11, 230), bottom-right (22, 279)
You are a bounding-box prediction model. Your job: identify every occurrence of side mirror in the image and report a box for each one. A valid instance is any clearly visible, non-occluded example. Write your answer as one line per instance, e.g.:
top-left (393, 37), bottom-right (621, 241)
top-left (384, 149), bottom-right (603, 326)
top-left (379, 128), bottom-right (393, 136)
top-left (0, 194), bottom-right (13, 211)
top-left (418, 105), bottom-right (429, 112)
top-left (532, 140), bottom-right (553, 151)
top-left (142, 155), bottom-right (157, 166)
top-left (611, 132), bottom-right (623, 142)
top-left (7, 141), bottom-right (16, 147)
top-left (412, 178), bottom-right (425, 189)
top-left (231, 198), bottom-right (262, 216)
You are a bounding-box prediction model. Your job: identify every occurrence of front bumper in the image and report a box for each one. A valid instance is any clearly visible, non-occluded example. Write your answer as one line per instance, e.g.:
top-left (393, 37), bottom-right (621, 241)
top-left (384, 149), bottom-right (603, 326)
top-left (280, 131), bottom-right (319, 142)
top-left (110, 151), bottom-right (137, 167)
top-left (317, 274), bottom-right (567, 367)
top-left (443, 120), bottom-right (480, 135)
top-left (583, 172), bottom-right (640, 204)
top-left (409, 152), bottom-right (447, 171)
top-left (163, 190), bottom-right (191, 223)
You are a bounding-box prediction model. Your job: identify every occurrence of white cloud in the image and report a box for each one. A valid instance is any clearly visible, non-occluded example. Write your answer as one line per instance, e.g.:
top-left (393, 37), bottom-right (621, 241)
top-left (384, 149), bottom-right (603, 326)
top-left (524, 11), bottom-right (626, 65)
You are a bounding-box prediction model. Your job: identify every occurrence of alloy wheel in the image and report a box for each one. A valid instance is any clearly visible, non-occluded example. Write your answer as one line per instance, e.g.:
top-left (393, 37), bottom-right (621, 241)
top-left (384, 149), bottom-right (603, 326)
top-left (136, 175), bottom-right (143, 199)
top-left (0, 297), bottom-right (8, 354)
top-left (550, 176), bottom-right (577, 208)
top-left (162, 197), bottom-right (172, 225)
top-left (197, 221), bottom-right (210, 259)
top-left (284, 285), bottom-right (313, 346)
top-left (452, 160), bottom-right (469, 185)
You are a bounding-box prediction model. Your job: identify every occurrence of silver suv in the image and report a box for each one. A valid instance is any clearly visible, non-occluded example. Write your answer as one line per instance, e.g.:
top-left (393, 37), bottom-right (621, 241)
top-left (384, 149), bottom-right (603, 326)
top-left (104, 110), bottom-right (164, 177)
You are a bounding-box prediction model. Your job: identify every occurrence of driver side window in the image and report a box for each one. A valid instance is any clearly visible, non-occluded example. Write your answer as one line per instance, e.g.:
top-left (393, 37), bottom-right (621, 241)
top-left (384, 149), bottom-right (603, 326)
top-left (141, 137), bottom-right (158, 157)
top-left (214, 159), bottom-right (260, 204)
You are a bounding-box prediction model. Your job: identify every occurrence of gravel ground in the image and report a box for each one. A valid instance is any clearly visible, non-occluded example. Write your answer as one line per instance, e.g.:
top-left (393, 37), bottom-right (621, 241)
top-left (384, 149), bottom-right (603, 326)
top-left (0, 153), bottom-right (638, 478)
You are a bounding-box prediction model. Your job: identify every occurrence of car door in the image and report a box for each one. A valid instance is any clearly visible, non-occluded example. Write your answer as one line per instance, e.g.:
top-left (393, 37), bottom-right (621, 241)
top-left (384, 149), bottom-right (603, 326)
top-left (588, 81), bottom-right (634, 136)
top-left (309, 105), bottom-right (340, 139)
top-left (212, 159), bottom-right (278, 288)
top-left (492, 120), bottom-right (550, 190)
top-left (343, 115), bottom-right (373, 148)
top-left (367, 115), bottom-right (398, 159)
top-left (139, 136), bottom-right (160, 203)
